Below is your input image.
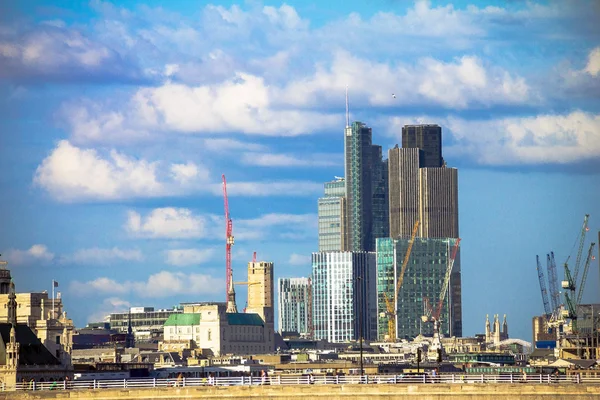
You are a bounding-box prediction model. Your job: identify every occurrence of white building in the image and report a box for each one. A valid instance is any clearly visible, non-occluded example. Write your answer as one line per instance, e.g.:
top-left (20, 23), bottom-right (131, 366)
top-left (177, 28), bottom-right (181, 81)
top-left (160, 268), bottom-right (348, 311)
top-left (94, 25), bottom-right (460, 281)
top-left (312, 252), bottom-right (377, 343)
top-left (162, 303), bottom-right (273, 356)
top-left (278, 277), bottom-right (311, 336)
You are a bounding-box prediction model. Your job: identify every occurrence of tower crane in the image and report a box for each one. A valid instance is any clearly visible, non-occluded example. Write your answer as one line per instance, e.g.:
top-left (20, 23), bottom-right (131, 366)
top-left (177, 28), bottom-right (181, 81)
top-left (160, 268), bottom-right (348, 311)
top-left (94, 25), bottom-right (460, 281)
top-left (546, 252), bottom-right (561, 316)
top-left (222, 174), bottom-right (234, 302)
top-left (382, 220), bottom-right (419, 342)
top-left (422, 238), bottom-right (461, 327)
top-left (536, 255), bottom-right (552, 318)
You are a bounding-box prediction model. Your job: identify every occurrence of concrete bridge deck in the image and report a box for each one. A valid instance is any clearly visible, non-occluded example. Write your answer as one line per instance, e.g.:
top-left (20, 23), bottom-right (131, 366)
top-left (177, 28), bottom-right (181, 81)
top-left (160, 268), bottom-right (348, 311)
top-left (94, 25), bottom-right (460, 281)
top-left (2, 383), bottom-right (599, 400)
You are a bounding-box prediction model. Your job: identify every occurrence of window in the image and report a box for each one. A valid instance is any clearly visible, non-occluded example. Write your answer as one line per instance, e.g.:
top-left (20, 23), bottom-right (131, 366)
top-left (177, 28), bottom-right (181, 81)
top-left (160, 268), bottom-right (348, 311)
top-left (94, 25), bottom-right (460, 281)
top-left (208, 329), bottom-right (212, 341)
top-left (56, 336), bottom-right (61, 344)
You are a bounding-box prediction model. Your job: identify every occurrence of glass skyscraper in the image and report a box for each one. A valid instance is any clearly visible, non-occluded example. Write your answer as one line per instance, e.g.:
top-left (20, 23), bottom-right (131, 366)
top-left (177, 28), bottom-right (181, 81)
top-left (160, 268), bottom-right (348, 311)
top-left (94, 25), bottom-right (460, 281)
top-left (312, 252), bottom-right (377, 342)
top-left (376, 237), bottom-right (462, 340)
top-left (317, 178), bottom-right (347, 251)
top-left (402, 124), bottom-right (444, 168)
top-left (278, 277), bottom-right (312, 336)
top-left (344, 121), bottom-right (389, 252)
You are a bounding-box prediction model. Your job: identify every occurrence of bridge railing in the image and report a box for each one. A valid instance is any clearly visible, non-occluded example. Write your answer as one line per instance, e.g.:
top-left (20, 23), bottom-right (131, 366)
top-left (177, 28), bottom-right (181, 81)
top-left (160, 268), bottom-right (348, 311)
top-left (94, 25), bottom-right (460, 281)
top-left (7, 373), bottom-right (600, 391)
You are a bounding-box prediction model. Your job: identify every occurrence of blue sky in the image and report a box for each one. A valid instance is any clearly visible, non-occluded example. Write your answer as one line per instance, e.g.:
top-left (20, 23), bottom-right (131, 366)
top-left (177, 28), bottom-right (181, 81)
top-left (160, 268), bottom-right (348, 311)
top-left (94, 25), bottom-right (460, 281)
top-left (0, 0), bottom-right (599, 341)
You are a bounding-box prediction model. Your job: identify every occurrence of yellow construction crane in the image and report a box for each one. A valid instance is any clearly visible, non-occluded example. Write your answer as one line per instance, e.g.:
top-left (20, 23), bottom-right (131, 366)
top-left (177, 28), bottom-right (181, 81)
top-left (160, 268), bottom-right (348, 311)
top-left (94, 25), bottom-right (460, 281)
top-left (384, 220), bottom-right (419, 342)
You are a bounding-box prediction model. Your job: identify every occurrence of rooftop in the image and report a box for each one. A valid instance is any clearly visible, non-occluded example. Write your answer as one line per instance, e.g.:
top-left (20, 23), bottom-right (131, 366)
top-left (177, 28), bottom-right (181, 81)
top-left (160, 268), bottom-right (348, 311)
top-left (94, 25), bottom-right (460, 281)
top-left (164, 313), bottom-right (201, 327)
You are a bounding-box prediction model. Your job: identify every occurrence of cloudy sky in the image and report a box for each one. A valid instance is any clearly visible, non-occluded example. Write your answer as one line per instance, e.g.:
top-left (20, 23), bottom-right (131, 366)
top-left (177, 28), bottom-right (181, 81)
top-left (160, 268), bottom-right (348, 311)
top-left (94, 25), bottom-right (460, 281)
top-left (0, 0), bottom-right (599, 339)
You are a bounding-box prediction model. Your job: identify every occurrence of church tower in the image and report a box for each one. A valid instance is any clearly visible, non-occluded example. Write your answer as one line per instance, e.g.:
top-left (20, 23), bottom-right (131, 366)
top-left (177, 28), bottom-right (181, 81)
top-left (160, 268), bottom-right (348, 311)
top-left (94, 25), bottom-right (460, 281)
top-left (4, 281), bottom-right (20, 386)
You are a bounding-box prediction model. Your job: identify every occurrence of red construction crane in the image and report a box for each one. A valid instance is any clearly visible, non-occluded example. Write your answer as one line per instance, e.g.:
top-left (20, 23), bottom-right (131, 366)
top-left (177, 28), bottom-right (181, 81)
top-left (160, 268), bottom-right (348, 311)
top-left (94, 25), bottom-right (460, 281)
top-left (222, 174), bottom-right (234, 301)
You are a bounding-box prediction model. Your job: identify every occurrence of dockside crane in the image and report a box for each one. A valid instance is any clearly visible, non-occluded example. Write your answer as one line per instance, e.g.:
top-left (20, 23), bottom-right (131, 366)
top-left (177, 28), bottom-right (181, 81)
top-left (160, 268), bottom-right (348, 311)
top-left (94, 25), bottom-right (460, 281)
top-left (547, 252), bottom-right (561, 316)
top-left (536, 255), bottom-right (552, 318)
top-left (382, 220), bottom-right (419, 342)
top-left (560, 214), bottom-right (593, 334)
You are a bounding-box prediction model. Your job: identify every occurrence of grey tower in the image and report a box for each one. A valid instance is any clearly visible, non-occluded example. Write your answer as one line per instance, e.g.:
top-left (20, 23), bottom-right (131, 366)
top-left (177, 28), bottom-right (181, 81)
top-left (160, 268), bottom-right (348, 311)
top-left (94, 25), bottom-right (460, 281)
top-left (344, 121), bottom-right (389, 251)
top-left (402, 125), bottom-right (443, 168)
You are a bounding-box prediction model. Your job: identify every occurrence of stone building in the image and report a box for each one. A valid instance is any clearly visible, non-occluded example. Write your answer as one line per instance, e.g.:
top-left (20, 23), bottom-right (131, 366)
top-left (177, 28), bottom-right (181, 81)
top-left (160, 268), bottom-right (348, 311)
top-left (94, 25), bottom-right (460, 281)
top-left (162, 303), bottom-right (272, 356)
top-left (0, 281), bottom-right (72, 390)
top-left (0, 267), bottom-right (74, 366)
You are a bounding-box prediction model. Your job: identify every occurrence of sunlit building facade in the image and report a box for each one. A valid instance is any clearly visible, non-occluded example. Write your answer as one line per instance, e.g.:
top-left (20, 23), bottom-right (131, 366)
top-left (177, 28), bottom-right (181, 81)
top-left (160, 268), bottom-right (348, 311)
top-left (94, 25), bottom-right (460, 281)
top-left (278, 277), bottom-right (312, 336)
top-left (312, 252), bottom-right (377, 343)
top-left (318, 178), bottom-right (347, 251)
top-left (376, 238), bottom-right (462, 340)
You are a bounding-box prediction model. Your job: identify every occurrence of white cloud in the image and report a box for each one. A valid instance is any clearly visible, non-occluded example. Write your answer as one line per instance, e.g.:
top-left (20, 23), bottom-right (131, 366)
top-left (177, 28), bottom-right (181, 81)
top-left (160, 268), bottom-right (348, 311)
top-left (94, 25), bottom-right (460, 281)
top-left (584, 47), bottom-right (600, 77)
top-left (126, 208), bottom-right (209, 239)
top-left (165, 248), bottom-right (216, 266)
top-left (5, 244), bottom-right (55, 265)
top-left (241, 152), bottom-right (342, 167)
top-left (288, 253), bottom-right (311, 266)
top-left (388, 111), bottom-right (600, 166)
top-left (70, 271), bottom-right (223, 298)
top-left (68, 247), bottom-right (144, 265)
top-left (444, 111), bottom-right (600, 166)
top-left (278, 51), bottom-right (530, 109)
top-left (33, 140), bottom-right (209, 202)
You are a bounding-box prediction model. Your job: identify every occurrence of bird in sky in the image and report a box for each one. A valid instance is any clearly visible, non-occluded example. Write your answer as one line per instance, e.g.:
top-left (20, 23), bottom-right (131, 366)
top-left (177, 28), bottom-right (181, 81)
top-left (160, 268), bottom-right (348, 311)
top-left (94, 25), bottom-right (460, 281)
top-left (392, 94), bottom-right (396, 98)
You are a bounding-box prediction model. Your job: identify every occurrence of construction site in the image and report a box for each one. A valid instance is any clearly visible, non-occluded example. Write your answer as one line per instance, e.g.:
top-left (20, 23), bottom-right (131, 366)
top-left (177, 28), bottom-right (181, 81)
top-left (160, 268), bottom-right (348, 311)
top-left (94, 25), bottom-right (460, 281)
top-left (533, 214), bottom-right (600, 361)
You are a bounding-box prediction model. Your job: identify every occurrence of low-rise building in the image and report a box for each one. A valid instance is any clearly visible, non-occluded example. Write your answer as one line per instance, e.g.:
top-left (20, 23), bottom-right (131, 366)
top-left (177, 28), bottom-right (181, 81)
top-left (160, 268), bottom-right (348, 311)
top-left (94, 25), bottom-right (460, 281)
top-left (161, 303), bottom-right (273, 356)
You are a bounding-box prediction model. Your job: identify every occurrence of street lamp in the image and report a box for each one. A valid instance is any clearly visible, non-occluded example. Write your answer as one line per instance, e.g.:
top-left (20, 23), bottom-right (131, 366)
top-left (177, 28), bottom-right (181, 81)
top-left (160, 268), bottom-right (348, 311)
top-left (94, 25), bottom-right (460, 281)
top-left (356, 275), bottom-right (364, 383)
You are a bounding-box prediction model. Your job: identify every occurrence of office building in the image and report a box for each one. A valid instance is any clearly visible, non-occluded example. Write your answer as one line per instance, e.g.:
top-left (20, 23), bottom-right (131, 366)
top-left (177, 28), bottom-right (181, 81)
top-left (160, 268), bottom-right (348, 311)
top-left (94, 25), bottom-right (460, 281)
top-left (110, 306), bottom-right (182, 338)
top-left (376, 238), bottom-right (462, 340)
top-left (318, 178), bottom-right (347, 251)
top-left (344, 121), bottom-right (389, 252)
top-left (402, 124), bottom-right (443, 168)
top-left (278, 277), bottom-right (312, 336)
top-left (312, 252), bottom-right (377, 343)
top-left (388, 146), bottom-right (458, 239)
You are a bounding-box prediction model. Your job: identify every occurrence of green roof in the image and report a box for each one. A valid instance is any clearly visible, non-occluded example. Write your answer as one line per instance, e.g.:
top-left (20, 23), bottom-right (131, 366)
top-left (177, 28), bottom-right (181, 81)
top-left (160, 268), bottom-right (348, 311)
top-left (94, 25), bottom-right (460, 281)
top-left (164, 313), bottom-right (201, 327)
top-left (226, 313), bottom-right (264, 326)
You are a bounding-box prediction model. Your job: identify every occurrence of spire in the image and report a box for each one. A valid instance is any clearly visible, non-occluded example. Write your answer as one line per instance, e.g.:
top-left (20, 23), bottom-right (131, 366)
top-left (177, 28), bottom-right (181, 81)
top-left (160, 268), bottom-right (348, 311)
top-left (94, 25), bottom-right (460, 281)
top-left (502, 314), bottom-right (508, 335)
top-left (345, 85), bottom-right (350, 128)
top-left (226, 274), bottom-right (238, 313)
top-left (7, 280), bottom-right (17, 327)
top-left (485, 314), bottom-right (490, 342)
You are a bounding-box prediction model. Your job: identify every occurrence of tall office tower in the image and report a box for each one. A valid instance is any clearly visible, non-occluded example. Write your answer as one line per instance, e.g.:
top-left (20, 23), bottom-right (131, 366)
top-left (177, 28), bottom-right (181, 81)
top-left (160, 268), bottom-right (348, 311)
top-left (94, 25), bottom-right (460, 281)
top-left (246, 261), bottom-right (275, 348)
top-left (388, 147), bottom-right (422, 239)
top-left (344, 121), bottom-right (389, 251)
top-left (318, 178), bottom-right (347, 251)
top-left (278, 277), bottom-right (312, 336)
top-left (402, 124), bottom-right (443, 168)
top-left (376, 238), bottom-right (461, 340)
top-left (388, 134), bottom-right (459, 239)
top-left (312, 252), bottom-right (377, 342)
top-left (419, 168), bottom-right (459, 238)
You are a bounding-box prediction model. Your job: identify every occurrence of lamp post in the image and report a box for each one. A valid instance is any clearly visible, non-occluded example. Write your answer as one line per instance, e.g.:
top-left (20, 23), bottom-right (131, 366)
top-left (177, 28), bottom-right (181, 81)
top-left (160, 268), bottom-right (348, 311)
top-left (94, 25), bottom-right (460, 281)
top-left (356, 275), bottom-right (364, 382)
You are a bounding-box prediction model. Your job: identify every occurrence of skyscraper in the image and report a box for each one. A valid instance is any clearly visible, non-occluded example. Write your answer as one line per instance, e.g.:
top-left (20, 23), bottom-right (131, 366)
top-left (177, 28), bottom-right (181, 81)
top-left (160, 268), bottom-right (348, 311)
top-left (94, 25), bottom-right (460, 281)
top-left (344, 121), bottom-right (389, 251)
top-left (376, 238), bottom-right (461, 340)
top-left (402, 124), bottom-right (443, 168)
top-left (318, 178), bottom-right (347, 251)
top-left (278, 277), bottom-right (312, 336)
top-left (246, 261), bottom-right (275, 349)
top-left (312, 251), bottom-right (377, 342)
top-left (388, 129), bottom-right (459, 239)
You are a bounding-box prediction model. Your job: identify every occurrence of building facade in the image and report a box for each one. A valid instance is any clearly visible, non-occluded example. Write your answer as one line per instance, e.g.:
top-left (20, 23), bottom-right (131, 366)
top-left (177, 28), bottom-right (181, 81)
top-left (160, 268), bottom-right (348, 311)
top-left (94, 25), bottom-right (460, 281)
top-left (278, 277), bottom-right (312, 336)
top-left (110, 307), bottom-right (182, 338)
top-left (376, 238), bottom-right (462, 340)
top-left (165, 303), bottom-right (272, 356)
top-left (318, 178), bottom-right (347, 251)
top-left (401, 124), bottom-right (443, 168)
top-left (312, 252), bottom-right (377, 343)
top-left (344, 121), bottom-right (388, 252)
top-left (388, 146), bottom-right (459, 240)
top-left (245, 261), bottom-right (274, 344)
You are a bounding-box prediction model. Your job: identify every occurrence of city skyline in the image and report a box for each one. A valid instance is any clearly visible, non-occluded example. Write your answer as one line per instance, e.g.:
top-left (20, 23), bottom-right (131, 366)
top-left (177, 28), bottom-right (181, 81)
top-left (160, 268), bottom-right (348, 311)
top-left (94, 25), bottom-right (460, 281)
top-left (0, 0), bottom-right (599, 342)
